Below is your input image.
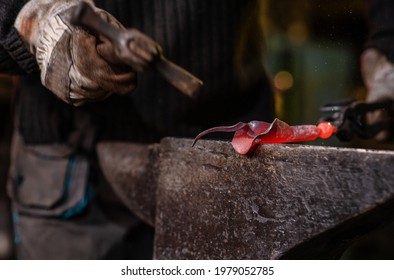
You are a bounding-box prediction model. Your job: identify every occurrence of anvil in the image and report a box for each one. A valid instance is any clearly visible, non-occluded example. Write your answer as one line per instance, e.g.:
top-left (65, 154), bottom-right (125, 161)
top-left (97, 138), bottom-right (394, 259)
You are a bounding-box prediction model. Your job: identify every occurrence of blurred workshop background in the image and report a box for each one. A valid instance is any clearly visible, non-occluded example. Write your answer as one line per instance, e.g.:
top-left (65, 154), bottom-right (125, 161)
top-left (1, 0), bottom-right (393, 259)
top-left (262, 0), bottom-right (369, 148)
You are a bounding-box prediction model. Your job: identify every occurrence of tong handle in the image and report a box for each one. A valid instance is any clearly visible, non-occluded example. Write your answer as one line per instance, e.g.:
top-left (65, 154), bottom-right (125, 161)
top-left (320, 98), bottom-right (394, 141)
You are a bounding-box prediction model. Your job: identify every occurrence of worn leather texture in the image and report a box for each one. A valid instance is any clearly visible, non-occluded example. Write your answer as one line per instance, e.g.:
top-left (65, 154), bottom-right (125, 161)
top-left (14, 0), bottom-right (136, 106)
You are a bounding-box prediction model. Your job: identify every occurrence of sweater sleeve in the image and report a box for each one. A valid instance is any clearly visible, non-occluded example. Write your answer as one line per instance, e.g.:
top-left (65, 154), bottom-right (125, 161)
top-left (365, 0), bottom-right (394, 63)
top-left (0, 0), bottom-right (38, 74)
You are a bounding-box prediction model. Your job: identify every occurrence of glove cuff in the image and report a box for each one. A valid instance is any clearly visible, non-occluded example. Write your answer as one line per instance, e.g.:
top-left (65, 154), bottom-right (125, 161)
top-left (36, 13), bottom-right (71, 89)
top-left (41, 27), bottom-right (73, 105)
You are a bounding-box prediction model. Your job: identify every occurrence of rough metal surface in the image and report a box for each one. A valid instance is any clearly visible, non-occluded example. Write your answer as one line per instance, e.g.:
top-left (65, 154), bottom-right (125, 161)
top-left (96, 142), bottom-right (159, 226)
top-left (154, 138), bottom-right (394, 259)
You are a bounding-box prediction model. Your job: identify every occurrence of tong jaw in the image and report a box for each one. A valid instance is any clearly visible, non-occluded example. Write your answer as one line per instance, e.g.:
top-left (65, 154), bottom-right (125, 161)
top-left (320, 98), bottom-right (394, 141)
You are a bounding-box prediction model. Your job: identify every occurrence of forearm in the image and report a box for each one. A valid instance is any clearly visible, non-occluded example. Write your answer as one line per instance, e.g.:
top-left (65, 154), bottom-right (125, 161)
top-left (0, 0), bottom-right (38, 74)
top-left (365, 0), bottom-right (394, 63)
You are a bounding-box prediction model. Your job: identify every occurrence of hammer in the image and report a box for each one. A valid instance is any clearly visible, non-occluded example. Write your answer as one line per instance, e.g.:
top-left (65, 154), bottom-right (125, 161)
top-left (70, 2), bottom-right (203, 97)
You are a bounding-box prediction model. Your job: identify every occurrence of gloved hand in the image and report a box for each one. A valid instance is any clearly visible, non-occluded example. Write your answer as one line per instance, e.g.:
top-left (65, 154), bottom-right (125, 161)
top-left (14, 0), bottom-right (137, 106)
top-left (361, 48), bottom-right (394, 141)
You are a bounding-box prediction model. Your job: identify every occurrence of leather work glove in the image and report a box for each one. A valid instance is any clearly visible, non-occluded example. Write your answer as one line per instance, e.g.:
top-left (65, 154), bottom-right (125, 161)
top-left (14, 0), bottom-right (137, 106)
top-left (361, 48), bottom-right (394, 141)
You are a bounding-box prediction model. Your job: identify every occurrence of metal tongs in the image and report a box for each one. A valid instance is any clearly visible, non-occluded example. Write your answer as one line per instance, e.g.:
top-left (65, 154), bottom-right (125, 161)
top-left (69, 2), bottom-right (203, 97)
top-left (320, 98), bottom-right (394, 141)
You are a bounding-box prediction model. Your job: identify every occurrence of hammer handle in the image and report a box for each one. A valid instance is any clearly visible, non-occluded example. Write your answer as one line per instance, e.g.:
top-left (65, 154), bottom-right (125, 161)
top-left (70, 2), bottom-right (202, 97)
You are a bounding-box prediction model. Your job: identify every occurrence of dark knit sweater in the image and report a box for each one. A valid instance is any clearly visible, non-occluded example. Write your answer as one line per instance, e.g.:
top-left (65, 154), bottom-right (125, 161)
top-left (0, 0), bottom-right (38, 74)
top-left (2, 0), bottom-right (274, 144)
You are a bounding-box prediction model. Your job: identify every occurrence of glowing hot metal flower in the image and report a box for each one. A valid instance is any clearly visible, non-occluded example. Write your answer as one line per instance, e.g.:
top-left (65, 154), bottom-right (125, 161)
top-left (192, 119), bottom-right (336, 155)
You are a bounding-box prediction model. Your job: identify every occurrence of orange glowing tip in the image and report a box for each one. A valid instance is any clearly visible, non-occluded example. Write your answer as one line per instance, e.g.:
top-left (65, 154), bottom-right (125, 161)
top-left (317, 122), bottom-right (337, 139)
